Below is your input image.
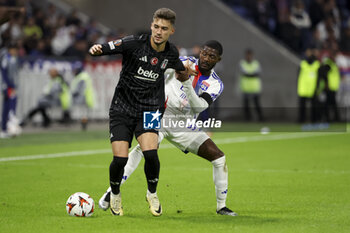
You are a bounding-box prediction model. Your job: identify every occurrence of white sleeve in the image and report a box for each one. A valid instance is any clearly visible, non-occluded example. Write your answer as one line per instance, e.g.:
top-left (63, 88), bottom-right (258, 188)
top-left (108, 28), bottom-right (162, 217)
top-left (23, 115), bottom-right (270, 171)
top-left (203, 78), bottom-right (224, 103)
top-left (181, 79), bottom-right (209, 114)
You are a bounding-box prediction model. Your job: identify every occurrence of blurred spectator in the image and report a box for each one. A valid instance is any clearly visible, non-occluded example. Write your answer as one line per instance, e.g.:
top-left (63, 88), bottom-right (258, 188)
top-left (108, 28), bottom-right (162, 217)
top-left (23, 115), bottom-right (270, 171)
top-left (17, 0), bottom-right (33, 18)
top-left (86, 18), bottom-right (99, 39)
top-left (74, 21), bottom-right (87, 41)
top-left (0, 4), bottom-right (25, 25)
top-left (63, 39), bottom-right (88, 60)
top-left (29, 39), bottom-right (49, 56)
top-left (323, 0), bottom-right (341, 27)
top-left (317, 15), bottom-right (340, 43)
top-left (0, 0), bottom-right (17, 7)
top-left (340, 23), bottom-right (350, 52)
top-left (224, 0), bottom-right (350, 55)
top-left (23, 16), bottom-right (42, 39)
top-left (309, 0), bottom-right (325, 29)
top-left (290, 0), bottom-right (311, 52)
top-left (20, 68), bottom-right (71, 128)
top-left (33, 8), bottom-right (45, 31)
top-left (0, 1), bottom-right (125, 59)
top-left (46, 3), bottom-right (59, 27)
top-left (70, 61), bottom-right (95, 130)
top-left (0, 43), bottom-right (20, 138)
top-left (310, 28), bottom-right (323, 49)
top-left (321, 48), bottom-right (341, 122)
top-left (252, 0), bottom-right (276, 33)
top-left (297, 47), bottom-right (320, 123)
top-left (0, 11), bottom-right (23, 46)
top-left (290, 0), bottom-right (311, 29)
top-left (40, 17), bottom-right (55, 41)
top-left (274, 0), bottom-right (298, 51)
top-left (50, 16), bottom-right (75, 55)
top-left (66, 8), bottom-right (81, 27)
top-left (239, 48), bottom-right (264, 121)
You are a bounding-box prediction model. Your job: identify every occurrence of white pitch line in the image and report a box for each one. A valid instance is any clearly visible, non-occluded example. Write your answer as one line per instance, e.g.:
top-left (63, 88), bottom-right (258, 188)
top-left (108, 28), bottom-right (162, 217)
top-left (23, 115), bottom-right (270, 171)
top-left (0, 149), bottom-right (111, 162)
top-left (0, 132), bottom-right (345, 163)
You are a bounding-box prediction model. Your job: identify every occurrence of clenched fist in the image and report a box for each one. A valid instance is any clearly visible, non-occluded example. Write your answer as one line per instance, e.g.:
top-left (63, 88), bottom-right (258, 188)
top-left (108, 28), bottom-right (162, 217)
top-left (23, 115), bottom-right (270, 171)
top-left (89, 44), bottom-right (103, 55)
top-left (176, 60), bottom-right (198, 82)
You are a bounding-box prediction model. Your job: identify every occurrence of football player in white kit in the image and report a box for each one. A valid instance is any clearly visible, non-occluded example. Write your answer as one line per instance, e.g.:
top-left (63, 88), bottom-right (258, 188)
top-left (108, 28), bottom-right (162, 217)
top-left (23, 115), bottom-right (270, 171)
top-left (99, 40), bottom-right (237, 216)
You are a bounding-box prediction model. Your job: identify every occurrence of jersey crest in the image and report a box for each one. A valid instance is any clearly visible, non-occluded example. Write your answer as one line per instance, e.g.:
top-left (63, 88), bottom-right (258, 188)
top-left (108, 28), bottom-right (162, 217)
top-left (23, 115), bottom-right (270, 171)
top-left (161, 59), bottom-right (168, 69)
top-left (200, 81), bottom-right (210, 91)
top-left (151, 57), bottom-right (158, 66)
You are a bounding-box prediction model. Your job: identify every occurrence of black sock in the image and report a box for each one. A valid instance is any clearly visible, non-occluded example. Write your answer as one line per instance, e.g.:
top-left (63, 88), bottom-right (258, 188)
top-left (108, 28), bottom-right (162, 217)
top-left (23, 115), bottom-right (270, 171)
top-left (143, 150), bottom-right (160, 193)
top-left (109, 156), bottom-right (128, 195)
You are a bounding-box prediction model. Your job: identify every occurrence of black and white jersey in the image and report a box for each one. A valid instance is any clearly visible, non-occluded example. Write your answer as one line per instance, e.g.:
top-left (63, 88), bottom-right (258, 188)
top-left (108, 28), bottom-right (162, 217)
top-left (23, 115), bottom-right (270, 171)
top-left (97, 34), bottom-right (185, 118)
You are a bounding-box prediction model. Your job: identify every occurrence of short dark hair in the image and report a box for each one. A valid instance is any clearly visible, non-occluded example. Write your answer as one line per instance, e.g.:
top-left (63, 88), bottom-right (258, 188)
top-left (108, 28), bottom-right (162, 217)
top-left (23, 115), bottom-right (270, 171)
top-left (204, 40), bottom-right (223, 55)
top-left (153, 8), bottom-right (176, 25)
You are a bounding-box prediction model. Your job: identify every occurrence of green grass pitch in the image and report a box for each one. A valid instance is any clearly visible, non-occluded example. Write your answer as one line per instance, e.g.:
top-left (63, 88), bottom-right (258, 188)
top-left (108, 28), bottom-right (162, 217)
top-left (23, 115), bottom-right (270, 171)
top-left (0, 126), bottom-right (349, 233)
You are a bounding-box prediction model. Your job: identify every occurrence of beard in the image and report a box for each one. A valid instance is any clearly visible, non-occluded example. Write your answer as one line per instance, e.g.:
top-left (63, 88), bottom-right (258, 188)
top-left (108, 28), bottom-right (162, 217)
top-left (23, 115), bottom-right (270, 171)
top-left (199, 60), bottom-right (214, 72)
top-left (152, 36), bottom-right (166, 46)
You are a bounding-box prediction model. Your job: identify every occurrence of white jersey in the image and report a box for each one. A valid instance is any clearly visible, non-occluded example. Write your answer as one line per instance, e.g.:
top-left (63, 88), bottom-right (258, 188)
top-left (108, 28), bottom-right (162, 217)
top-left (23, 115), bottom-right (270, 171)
top-left (164, 56), bottom-right (224, 121)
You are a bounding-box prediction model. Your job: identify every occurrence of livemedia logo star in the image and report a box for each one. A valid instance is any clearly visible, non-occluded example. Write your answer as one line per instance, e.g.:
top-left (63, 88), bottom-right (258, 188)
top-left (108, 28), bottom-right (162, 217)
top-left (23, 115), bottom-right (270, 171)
top-left (143, 110), bottom-right (162, 129)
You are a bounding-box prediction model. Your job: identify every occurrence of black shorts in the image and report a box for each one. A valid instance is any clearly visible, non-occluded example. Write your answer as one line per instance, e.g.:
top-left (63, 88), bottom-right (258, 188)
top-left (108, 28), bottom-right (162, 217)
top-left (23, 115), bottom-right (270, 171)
top-left (109, 110), bottom-right (158, 147)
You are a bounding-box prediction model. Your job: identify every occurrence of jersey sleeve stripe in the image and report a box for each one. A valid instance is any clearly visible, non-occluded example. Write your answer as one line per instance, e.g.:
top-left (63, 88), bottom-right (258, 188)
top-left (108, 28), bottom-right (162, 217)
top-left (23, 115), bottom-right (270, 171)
top-left (188, 57), bottom-right (196, 63)
top-left (179, 56), bottom-right (196, 63)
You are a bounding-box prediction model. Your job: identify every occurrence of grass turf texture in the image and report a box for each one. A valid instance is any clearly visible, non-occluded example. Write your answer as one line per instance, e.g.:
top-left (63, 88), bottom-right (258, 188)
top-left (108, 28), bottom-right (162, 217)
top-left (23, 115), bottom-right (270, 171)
top-left (0, 127), bottom-right (349, 233)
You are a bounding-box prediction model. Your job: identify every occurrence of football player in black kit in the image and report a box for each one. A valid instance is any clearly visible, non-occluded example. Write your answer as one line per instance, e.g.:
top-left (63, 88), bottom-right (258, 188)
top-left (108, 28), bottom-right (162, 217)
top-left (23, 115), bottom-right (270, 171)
top-left (89, 8), bottom-right (190, 216)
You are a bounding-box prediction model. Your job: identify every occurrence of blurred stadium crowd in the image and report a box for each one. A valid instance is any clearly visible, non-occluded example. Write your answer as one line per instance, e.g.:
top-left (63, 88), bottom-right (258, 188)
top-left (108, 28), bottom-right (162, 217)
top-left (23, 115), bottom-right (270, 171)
top-left (222, 0), bottom-right (350, 54)
top-left (2, 0), bottom-right (350, 58)
top-left (0, 0), bottom-right (126, 61)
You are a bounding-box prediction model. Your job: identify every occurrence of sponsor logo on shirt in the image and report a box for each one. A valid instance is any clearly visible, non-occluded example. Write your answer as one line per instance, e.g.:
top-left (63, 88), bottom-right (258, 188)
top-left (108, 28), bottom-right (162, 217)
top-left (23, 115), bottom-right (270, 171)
top-left (135, 66), bottom-right (159, 81)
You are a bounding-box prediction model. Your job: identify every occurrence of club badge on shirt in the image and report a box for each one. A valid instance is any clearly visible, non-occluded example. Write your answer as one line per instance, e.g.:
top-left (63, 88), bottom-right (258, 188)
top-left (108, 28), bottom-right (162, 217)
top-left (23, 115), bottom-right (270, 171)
top-left (161, 59), bottom-right (168, 69)
top-left (200, 81), bottom-right (210, 91)
top-left (151, 57), bottom-right (158, 66)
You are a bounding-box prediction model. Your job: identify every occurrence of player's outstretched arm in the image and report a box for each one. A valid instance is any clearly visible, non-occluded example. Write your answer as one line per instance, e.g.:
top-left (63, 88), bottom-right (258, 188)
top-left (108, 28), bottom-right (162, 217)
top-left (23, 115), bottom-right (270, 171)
top-left (89, 44), bottom-right (103, 56)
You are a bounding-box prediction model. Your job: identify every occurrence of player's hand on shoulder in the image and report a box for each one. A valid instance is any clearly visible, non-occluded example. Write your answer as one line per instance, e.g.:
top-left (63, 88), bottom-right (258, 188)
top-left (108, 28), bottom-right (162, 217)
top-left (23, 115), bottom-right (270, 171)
top-left (89, 44), bottom-right (103, 55)
top-left (176, 60), bottom-right (198, 82)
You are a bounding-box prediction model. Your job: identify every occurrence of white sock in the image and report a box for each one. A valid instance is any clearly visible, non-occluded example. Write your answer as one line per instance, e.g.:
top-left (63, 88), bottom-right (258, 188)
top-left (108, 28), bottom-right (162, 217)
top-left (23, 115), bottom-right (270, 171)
top-left (211, 156), bottom-right (228, 211)
top-left (147, 189), bottom-right (157, 196)
top-left (121, 144), bottom-right (143, 184)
